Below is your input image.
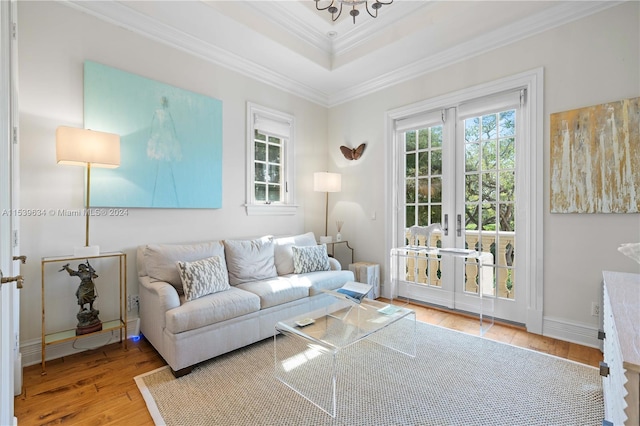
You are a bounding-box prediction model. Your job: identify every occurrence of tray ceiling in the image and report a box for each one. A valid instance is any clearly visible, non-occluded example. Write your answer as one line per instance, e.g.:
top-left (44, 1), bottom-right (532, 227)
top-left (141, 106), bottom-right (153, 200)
top-left (65, 0), bottom-right (621, 106)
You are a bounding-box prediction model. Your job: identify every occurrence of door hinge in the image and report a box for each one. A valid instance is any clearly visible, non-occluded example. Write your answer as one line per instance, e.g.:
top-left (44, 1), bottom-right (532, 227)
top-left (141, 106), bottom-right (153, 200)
top-left (12, 127), bottom-right (18, 144)
top-left (520, 89), bottom-right (527, 107)
top-left (12, 230), bottom-right (18, 247)
top-left (441, 109), bottom-right (446, 123)
top-left (12, 22), bottom-right (17, 40)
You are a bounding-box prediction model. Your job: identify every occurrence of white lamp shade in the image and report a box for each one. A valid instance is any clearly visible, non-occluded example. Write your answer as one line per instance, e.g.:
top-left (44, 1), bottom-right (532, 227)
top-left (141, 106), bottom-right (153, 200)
top-left (56, 126), bottom-right (120, 168)
top-left (314, 172), bottom-right (342, 193)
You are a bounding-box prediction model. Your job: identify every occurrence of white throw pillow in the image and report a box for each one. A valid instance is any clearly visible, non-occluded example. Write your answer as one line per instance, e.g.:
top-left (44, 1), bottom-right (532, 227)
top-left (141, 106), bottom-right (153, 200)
top-left (273, 232), bottom-right (317, 275)
top-left (223, 236), bottom-right (277, 285)
top-left (176, 256), bottom-right (230, 301)
top-left (292, 244), bottom-right (330, 274)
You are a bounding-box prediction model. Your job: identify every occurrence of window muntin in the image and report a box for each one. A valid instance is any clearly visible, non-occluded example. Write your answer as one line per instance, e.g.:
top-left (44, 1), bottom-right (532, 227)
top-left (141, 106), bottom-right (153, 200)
top-left (254, 130), bottom-right (283, 203)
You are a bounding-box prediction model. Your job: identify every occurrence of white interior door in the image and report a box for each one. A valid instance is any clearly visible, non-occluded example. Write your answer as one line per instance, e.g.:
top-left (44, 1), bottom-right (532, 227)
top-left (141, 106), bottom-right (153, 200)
top-left (1, 1), bottom-right (20, 423)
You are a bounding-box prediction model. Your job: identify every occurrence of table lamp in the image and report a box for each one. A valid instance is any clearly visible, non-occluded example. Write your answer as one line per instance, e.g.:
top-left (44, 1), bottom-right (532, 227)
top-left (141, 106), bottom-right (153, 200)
top-left (56, 126), bottom-right (120, 256)
top-left (313, 172), bottom-right (341, 242)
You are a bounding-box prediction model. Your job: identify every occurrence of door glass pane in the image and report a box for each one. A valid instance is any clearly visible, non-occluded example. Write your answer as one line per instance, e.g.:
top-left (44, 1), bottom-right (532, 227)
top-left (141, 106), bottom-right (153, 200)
top-left (418, 152), bottom-right (429, 176)
top-left (431, 126), bottom-right (442, 147)
top-left (465, 142), bottom-right (479, 172)
top-left (403, 124), bottom-right (444, 289)
top-left (431, 150), bottom-right (442, 175)
top-left (406, 153), bottom-right (416, 177)
top-left (499, 138), bottom-right (515, 169)
top-left (464, 109), bottom-right (517, 301)
top-left (406, 206), bottom-right (415, 229)
top-left (418, 129), bottom-right (429, 149)
top-left (431, 177), bottom-right (442, 203)
top-left (406, 178), bottom-right (416, 203)
top-left (430, 205), bottom-right (442, 225)
top-left (417, 178), bottom-right (429, 203)
top-left (406, 131), bottom-right (416, 151)
top-left (417, 205), bottom-right (429, 226)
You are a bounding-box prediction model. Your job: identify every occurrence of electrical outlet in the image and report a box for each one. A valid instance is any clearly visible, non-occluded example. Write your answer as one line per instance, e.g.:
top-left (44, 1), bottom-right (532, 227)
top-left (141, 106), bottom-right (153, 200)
top-left (127, 294), bottom-right (139, 311)
top-left (591, 302), bottom-right (600, 317)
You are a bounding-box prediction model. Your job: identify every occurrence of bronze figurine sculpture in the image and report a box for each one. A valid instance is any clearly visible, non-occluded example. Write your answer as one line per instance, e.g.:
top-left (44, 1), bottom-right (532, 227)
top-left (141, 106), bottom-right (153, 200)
top-left (60, 261), bottom-right (102, 335)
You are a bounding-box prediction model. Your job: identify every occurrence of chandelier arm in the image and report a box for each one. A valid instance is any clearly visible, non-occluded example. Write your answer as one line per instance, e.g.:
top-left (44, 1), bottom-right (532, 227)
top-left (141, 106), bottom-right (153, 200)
top-left (365, 2), bottom-right (377, 19)
top-left (317, 0), bottom-right (392, 23)
top-left (332, 3), bottom-right (343, 22)
top-left (315, 0), bottom-right (336, 12)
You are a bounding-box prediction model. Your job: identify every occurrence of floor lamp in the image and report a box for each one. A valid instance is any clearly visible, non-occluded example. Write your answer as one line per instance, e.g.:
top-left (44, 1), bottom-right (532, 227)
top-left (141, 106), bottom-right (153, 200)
top-left (56, 126), bottom-right (120, 257)
top-left (313, 172), bottom-right (341, 242)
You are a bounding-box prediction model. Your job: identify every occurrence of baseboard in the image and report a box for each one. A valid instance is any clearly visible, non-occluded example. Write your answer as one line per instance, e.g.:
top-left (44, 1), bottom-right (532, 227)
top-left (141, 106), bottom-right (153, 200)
top-left (20, 317), bottom-right (141, 368)
top-left (542, 316), bottom-right (602, 350)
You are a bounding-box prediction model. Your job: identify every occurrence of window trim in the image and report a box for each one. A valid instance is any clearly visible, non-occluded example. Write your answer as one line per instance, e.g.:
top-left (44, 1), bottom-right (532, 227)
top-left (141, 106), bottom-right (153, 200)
top-left (245, 102), bottom-right (297, 215)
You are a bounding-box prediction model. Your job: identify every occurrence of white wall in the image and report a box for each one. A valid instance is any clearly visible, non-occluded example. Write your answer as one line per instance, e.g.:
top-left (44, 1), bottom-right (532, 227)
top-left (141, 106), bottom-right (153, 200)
top-left (17, 2), bottom-right (329, 345)
top-left (327, 2), bottom-right (640, 346)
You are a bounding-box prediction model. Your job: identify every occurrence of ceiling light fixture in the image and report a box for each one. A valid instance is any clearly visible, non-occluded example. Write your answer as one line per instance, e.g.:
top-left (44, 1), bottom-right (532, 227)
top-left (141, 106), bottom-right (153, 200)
top-left (315, 0), bottom-right (393, 24)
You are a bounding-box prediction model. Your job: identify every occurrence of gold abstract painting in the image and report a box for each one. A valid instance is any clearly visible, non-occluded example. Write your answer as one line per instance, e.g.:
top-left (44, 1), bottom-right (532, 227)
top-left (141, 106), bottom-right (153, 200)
top-left (550, 97), bottom-right (640, 213)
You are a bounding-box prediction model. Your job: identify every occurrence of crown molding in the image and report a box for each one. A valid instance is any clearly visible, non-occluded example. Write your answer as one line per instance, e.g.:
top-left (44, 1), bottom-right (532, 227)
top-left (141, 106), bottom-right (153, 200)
top-left (243, 2), bottom-right (333, 56)
top-left (62, 0), bottom-right (330, 106)
top-left (327, 0), bottom-right (624, 107)
top-left (330, 1), bottom-right (434, 59)
top-left (61, 0), bottom-right (624, 109)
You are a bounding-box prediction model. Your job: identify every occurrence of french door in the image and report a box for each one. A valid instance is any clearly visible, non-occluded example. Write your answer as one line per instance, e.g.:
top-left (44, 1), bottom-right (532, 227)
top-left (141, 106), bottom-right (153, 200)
top-left (393, 89), bottom-right (528, 324)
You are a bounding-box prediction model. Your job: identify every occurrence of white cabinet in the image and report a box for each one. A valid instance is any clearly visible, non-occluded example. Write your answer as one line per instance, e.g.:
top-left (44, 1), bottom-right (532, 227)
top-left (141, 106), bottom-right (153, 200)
top-left (601, 271), bottom-right (640, 426)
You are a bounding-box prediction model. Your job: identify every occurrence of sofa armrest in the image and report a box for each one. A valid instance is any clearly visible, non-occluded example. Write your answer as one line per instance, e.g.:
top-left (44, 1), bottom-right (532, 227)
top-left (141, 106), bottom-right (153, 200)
top-left (328, 257), bottom-right (342, 271)
top-left (138, 275), bottom-right (181, 349)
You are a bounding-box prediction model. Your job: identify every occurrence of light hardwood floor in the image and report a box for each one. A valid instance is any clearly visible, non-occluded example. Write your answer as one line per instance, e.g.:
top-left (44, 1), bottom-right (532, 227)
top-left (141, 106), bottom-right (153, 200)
top-left (14, 303), bottom-right (603, 425)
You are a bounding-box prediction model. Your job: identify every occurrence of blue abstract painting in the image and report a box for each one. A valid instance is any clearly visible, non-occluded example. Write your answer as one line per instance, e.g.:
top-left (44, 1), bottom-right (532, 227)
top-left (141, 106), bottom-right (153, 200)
top-left (84, 61), bottom-right (223, 208)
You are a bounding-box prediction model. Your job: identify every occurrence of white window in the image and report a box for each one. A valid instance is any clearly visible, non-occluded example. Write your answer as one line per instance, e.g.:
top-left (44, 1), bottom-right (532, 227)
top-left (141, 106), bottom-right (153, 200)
top-left (245, 103), bottom-right (297, 215)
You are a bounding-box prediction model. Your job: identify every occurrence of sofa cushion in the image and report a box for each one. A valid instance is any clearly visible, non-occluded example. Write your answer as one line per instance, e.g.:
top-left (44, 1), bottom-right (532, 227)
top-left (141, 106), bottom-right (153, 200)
top-left (235, 277), bottom-right (309, 309)
top-left (177, 256), bottom-right (230, 301)
top-left (145, 241), bottom-right (225, 295)
top-left (273, 232), bottom-right (317, 275)
top-left (224, 237), bottom-right (277, 285)
top-left (288, 270), bottom-right (356, 296)
top-left (165, 287), bottom-right (260, 334)
top-left (292, 245), bottom-right (331, 274)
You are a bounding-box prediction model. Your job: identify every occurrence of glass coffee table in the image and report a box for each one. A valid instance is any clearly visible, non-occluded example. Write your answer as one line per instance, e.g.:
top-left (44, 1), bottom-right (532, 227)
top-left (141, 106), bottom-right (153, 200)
top-left (274, 297), bottom-right (416, 417)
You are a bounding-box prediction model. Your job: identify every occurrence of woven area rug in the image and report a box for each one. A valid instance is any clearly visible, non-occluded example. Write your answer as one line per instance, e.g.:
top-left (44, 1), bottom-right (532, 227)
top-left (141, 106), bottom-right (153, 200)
top-left (135, 321), bottom-right (603, 425)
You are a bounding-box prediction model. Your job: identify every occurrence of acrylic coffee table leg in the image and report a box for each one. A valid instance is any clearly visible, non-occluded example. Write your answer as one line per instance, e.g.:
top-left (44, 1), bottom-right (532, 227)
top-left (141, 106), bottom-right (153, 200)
top-left (274, 329), bottom-right (338, 417)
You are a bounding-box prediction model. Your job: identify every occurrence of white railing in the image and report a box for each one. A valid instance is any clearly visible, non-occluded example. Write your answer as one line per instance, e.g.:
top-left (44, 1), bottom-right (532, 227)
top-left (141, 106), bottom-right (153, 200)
top-left (403, 230), bottom-right (515, 299)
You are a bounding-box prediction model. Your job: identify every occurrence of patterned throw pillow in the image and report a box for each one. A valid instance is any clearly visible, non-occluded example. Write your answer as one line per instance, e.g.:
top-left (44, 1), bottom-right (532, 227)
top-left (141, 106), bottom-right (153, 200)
top-left (176, 256), bottom-right (230, 301)
top-left (292, 245), bottom-right (330, 274)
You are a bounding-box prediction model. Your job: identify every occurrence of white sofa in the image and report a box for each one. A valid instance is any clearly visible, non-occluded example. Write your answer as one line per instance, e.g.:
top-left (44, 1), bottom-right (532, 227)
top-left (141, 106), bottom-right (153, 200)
top-left (136, 232), bottom-right (354, 376)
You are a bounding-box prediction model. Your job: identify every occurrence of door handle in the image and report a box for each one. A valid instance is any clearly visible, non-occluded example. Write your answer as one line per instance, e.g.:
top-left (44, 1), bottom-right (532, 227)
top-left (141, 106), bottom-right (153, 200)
top-left (443, 214), bottom-right (449, 236)
top-left (456, 214), bottom-right (462, 237)
top-left (1, 273), bottom-right (23, 289)
top-left (13, 255), bottom-right (26, 264)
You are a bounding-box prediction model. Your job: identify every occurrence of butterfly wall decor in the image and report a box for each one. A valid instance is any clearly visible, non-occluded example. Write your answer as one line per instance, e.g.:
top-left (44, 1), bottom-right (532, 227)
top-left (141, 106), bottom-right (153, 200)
top-left (340, 143), bottom-right (366, 161)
